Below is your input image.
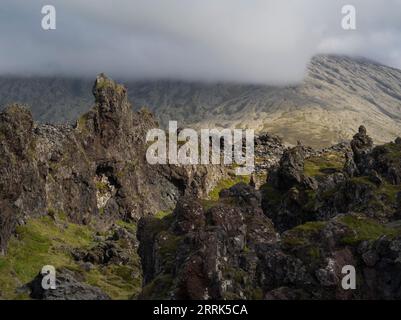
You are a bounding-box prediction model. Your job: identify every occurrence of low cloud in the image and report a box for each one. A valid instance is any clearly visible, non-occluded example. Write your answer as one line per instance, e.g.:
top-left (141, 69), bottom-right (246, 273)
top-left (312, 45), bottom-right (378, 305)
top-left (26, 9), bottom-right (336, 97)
top-left (1, 0), bottom-right (401, 84)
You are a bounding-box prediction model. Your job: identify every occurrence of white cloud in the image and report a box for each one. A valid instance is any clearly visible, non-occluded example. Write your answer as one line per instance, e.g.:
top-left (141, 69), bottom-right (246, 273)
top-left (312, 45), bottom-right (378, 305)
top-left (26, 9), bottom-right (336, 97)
top-left (0, 0), bottom-right (400, 84)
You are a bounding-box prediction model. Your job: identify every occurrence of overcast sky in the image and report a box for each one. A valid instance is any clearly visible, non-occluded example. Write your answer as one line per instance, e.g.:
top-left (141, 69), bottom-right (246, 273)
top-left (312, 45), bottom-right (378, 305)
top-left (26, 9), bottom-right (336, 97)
top-left (1, 0), bottom-right (401, 84)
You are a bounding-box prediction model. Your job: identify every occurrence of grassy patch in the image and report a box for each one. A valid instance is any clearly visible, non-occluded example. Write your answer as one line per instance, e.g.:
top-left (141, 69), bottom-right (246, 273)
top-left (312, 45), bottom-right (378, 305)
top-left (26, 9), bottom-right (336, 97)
top-left (281, 221), bottom-right (327, 267)
top-left (292, 221), bottom-right (326, 233)
top-left (86, 264), bottom-right (142, 300)
top-left (350, 176), bottom-right (401, 207)
top-left (140, 274), bottom-right (174, 300)
top-left (304, 152), bottom-right (345, 177)
top-left (115, 220), bottom-right (137, 234)
top-left (0, 215), bottom-right (92, 299)
top-left (0, 215), bottom-right (142, 300)
top-left (282, 221), bottom-right (326, 246)
top-left (378, 183), bottom-right (401, 203)
top-left (382, 143), bottom-right (401, 162)
top-left (339, 215), bottom-right (400, 245)
top-left (95, 181), bottom-right (110, 194)
top-left (200, 199), bottom-right (220, 211)
top-left (350, 176), bottom-right (377, 188)
top-left (76, 114), bottom-right (90, 134)
top-left (154, 211), bottom-right (172, 220)
top-left (208, 176), bottom-right (250, 201)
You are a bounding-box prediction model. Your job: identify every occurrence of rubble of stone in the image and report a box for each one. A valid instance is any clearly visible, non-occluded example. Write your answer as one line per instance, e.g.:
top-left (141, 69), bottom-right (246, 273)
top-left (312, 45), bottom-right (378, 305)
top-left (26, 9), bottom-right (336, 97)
top-left (137, 126), bottom-right (401, 299)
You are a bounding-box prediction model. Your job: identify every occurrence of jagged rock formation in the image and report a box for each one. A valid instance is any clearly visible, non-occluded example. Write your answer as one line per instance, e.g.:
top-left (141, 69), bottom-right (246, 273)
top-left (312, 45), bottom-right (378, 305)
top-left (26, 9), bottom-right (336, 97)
top-left (2, 72), bottom-right (401, 300)
top-left (137, 127), bottom-right (401, 299)
top-left (137, 184), bottom-right (277, 299)
top-left (263, 128), bottom-right (401, 231)
top-left (0, 74), bottom-right (229, 253)
top-left (254, 133), bottom-right (286, 171)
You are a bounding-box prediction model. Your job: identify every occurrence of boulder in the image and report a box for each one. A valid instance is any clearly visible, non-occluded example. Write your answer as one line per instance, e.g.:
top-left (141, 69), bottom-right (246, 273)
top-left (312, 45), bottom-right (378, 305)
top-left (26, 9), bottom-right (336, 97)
top-left (26, 268), bottom-right (110, 300)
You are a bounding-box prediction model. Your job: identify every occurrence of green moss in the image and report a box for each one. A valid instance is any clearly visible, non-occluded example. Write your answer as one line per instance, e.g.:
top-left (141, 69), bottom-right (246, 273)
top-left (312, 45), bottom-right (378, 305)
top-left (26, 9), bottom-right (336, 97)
top-left (95, 76), bottom-right (114, 90)
top-left (221, 266), bottom-right (264, 300)
top-left (339, 215), bottom-right (399, 245)
top-left (350, 176), bottom-right (401, 208)
top-left (0, 215), bottom-right (92, 299)
top-left (26, 139), bottom-right (37, 161)
top-left (157, 232), bottom-right (181, 273)
top-left (304, 152), bottom-right (345, 177)
top-left (155, 211), bottom-right (172, 219)
top-left (249, 287), bottom-right (264, 300)
top-left (350, 176), bottom-right (377, 188)
top-left (293, 221), bottom-right (326, 233)
top-left (281, 221), bottom-right (326, 267)
top-left (208, 176), bottom-right (251, 201)
top-left (200, 199), bottom-right (219, 211)
top-left (145, 214), bottom-right (174, 237)
top-left (308, 246), bottom-right (321, 260)
top-left (382, 143), bottom-right (401, 162)
top-left (140, 274), bottom-right (174, 300)
top-left (378, 183), bottom-right (401, 203)
top-left (115, 220), bottom-right (137, 234)
top-left (95, 181), bottom-right (109, 194)
top-left (76, 114), bottom-right (89, 133)
top-left (304, 190), bottom-right (318, 211)
top-left (158, 232), bottom-right (181, 256)
top-left (223, 266), bottom-right (247, 284)
top-left (86, 263), bottom-right (142, 300)
top-left (0, 214), bottom-right (142, 300)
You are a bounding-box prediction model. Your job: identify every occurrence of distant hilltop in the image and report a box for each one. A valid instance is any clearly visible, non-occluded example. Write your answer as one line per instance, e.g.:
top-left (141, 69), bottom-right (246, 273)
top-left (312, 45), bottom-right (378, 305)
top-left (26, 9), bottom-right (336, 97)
top-left (1, 55), bottom-right (401, 148)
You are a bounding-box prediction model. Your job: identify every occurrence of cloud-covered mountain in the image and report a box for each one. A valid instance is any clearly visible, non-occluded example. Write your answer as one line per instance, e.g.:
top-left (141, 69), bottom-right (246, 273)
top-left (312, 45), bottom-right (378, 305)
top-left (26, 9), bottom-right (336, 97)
top-left (1, 55), bottom-right (401, 147)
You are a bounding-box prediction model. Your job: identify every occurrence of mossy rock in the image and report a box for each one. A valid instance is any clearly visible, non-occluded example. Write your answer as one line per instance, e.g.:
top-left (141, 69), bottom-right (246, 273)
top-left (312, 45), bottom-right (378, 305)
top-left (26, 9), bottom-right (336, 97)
top-left (154, 211), bottom-right (172, 220)
top-left (260, 182), bottom-right (284, 206)
top-left (0, 214), bottom-right (142, 300)
top-left (156, 231), bottom-right (182, 274)
top-left (349, 176), bottom-right (401, 212)
top-left (208, 176), bottom-right (251, 201)
top-left (139, 274), bottom-right (174, 300)
top-left (339, 215), bottom-right (400, 245)
top-left (281, 221), bottom-right (327, 266)
top-left (95, 181), bottom-right (110, 194)
top-left (304, 152), bottom-right (345, 177)
top-left (381, 142), bottom-right (401, 163)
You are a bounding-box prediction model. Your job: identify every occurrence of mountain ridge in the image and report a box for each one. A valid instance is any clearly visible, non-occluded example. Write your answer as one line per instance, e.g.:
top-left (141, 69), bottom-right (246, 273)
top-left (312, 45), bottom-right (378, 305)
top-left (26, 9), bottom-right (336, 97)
top-left (1, 55), bottom-right (401, 147)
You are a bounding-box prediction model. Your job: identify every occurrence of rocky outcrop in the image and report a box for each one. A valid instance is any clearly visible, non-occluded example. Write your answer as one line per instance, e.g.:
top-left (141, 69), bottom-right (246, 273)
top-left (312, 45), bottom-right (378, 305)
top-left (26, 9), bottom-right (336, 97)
top-left (254, 133), bottom-right (286, 171)
top-left (2, 85), bottom-right (401, 302)
top-left (0, 105), bottom-right (46, 253)
top-left (137, 179), bottom-right (401, 299)
top-left (26, 268), bottom-right (111, 300)
top-left (350, 125), bottom-right (374, 175)
top-left (137, 184), bottom-right (277, 299)
top-left (275, 144), bottom-right (306, 190)
top-left (72, 225), bottom-right (137, 266)
top-left (262, 126), bottom-right (401, 231)
top-left (0, 75), bottom-right (229, 252)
